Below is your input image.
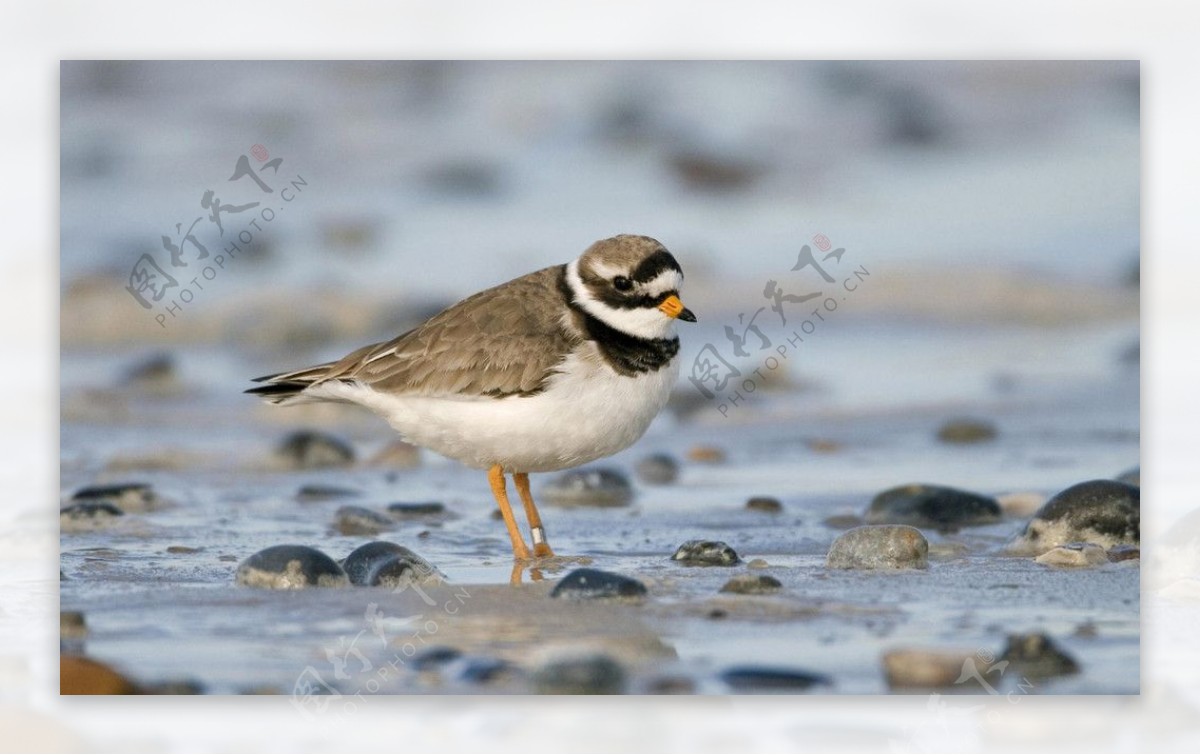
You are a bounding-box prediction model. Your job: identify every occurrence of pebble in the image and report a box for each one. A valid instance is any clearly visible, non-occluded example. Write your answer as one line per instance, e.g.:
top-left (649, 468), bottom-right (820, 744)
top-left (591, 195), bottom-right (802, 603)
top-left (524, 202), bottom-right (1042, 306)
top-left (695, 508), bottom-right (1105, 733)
top-left (745, 558), bottom-right (770, 569)
top-left (60, 501), bottom-right (124, 529)
top-left (60, 611), bottom-right (87, 640)
top-left (549, 568), bottom-right (648, 599)
top-left (882, 649), bottom-right (974, 689)
top-left (71, 482), bottom-right (165, 512)
top-left (746, 496), bottom-right (783, 513)
top-left (365, 554), bottom-right (445, 588)
top-left (387, 501), bottom-right (447, 519)
top-left (827, 525), bottom-right (929, 570)
top-left (60, 655), bottom-right (138, 695)
top-left (669, 150), bottom-right (763, 192)
top-left (999, 633), bottom-right (1080, 677)
top-left (687, 445), bottom-right (727, 464)
top-left (1035, 543), bottom-right (1109, 567)
top-left (635, 453), bottom-right (680, 485)
top-left (719, 574), bottom-right (782, 595)
top-left (342, 541), bottom-right (442, 586)
top-left (275, 430), bottom-right (355, 469)
top-left (121, 351), bottom-right (180, 393)
top-left (235, 545), bottom-right (349, 589)
top-left (1107, 544), bottom-right (1140, 562)
top-left (296, 484), bottom-right (361, 501)
top-left (166, 545), bottom-right (202, 554)
top-left (936, 418), bottom-right (997, 444)
top-left (333, 506), bottom-right (394, 536)
top-left (541, 468), bottom-right (633, 507)
top-left (671, 539), bottom-right (741, 566)
top-left (532, 653), bottom-right (626, 694)
top-left (822, 513), bottom-right (863, 529)
top-left (458, 656), bottom-right (515, 685)
top-left (646, 676), bottom-right (696, 695)
top-left (1008, 479), bottom-right (1140, 555)
top-left (410, 646), bottom-right (462, 670)
top-left (720, 665), bottom-right (831, 691)
top-left (867, 484), bottom-right (1002, 529)
top-left (368, 439), bottom-right (422, 469)
top-left (1115, 466), bottom-right (1140, 487)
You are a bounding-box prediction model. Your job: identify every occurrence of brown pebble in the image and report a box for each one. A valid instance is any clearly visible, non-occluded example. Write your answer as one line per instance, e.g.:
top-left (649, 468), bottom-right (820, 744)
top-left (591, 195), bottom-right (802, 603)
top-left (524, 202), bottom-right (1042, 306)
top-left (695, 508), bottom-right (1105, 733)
top-left (746, 496), bottom-right (782, 513)
top-left (882, 648), bottom-right (974, 689)
top-left (167, 545), bottom-right (202, 554)
top-left (687, 446), bottom-right (727, 464)
top-left (1107, 545), bottom-right (1140, 562)
top-left (60, 656), bottom-right (137, 695)
top-left (823, 514), bottom-right (863, 529)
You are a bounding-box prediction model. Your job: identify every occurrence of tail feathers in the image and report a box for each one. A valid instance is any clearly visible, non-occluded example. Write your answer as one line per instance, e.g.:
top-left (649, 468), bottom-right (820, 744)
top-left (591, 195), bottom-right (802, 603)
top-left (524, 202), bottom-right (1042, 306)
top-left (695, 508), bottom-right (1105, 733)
top-left (246, 363), bottom-right (338, 405)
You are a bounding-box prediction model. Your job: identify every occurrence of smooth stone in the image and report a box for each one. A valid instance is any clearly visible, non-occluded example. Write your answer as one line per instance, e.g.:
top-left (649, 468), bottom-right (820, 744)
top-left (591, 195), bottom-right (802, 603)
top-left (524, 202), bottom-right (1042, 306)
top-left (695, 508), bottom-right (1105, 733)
top-left (721, 666), bottom-right (831, 691)
top-left (687, 445), bottom-right (727, 464)
top-left (746, 558), bottom-right (769, 569)
top-left (719, 574), bottom-right (782, 594)
top-left (532, 654), bottom-right (626, 694)
top-left (1009, 479), bottom-right (1140, 555)
top-left (1115, 466), bottom-right (1140, 487)
top-left (457, 656), bottom-right (514, 684)
top-left (60, 655), bottom-right (138, 695)
top-left (827, 525), bottom-right (929, 569)
top-left (1108, 544), bottom-right (1140, 562)
top-left (60, 501), bottom-right (124, 526)
top-left (71, 482), bottom-right (165, 512)
top-left (235, 545), bottom-right (348, 589)
top-left (671, 539), bottom-right (741, 566)
top-left (365, 554), bottom-right (446, 588)
top-left (275, 430), bottom-right (355, 469)
top-left (166, 545), bottom-right (202, 554)
top-left (550, 568), bottom-right (647, 599)
top-left (882, 649), bottom-right (974, 689)
top-left (746, 496), bottom-right (783, 513)
top-left (333, 506), bottom-right (394, 536)
top-left (999, 633), bottom-right (1080, 678)
top-left (387, 501), bottom-right (446, 518)
top-left (342, 541), bottom-right (441, 586)
top-left (121, 351), bottom-right (180, 393)
top-left (936, 418), bottom-right (997, 444)
top-left (541, 468), bottom-right (633, 507)
top-left (410, 646), bottom-right (462, 670)
top-left (296, 484), bottom-right (361, 501)
top-left (867, 484), bottom-right (1001, 529)
top-left (60, 611), bottom-right (87, 639)
top-left (635, 453), bottom-right (680, 485)
top-left (997, 492), bottom-right (1046, 518)
top-left (1035, 543), bottom-right (1109, 567)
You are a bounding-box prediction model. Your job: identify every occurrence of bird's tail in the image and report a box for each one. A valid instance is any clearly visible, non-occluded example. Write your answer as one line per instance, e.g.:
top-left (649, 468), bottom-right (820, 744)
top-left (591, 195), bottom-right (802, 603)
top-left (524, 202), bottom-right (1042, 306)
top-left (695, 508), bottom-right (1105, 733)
top-left (245, 362), bottom-right (338, 405)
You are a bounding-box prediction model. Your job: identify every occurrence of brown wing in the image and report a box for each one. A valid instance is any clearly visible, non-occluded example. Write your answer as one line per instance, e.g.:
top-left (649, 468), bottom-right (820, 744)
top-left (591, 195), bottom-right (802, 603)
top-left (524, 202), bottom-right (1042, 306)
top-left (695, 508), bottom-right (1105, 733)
top-left (316, 264), bottom-right (578, 398)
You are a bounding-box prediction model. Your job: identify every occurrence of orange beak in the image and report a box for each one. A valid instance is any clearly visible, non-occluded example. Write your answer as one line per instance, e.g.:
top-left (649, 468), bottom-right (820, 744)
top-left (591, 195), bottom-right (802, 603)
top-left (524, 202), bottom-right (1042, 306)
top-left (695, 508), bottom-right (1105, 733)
top-left (658, 294), bottom-right (697, 322)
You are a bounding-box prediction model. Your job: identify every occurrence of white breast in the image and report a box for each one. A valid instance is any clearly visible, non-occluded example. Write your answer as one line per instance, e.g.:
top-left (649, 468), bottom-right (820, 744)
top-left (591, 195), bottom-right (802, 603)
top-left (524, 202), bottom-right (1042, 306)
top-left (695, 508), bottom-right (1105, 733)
top-left (312, 345), bottom-right (680, 473)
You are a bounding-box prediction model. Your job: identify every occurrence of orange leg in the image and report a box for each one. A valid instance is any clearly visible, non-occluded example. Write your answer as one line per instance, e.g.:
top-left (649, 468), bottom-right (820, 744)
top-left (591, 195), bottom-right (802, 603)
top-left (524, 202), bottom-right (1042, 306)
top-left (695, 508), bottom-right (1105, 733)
top-left (488, 465), bottom-right (531, 561)
top-left (513, 472), bottom-right (555, 558)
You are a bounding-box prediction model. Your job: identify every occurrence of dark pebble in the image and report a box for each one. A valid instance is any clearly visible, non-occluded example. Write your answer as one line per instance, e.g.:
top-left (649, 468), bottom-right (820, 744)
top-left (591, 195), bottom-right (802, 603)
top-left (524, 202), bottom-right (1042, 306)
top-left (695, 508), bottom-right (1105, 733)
top-left (60, 501), bottom-right (124, 522)
top-left (366, 553), bottom-right (445, 588)
top-left (276, 430), bottom-right (355, 469)
top-left (669, 150), bottom-right (763, 192)
top-left (936, 418), bottom-right (997, 444)
top-left (1009, 479), bottom-right (1139, 555)
top-left (827, 525), bottom-right (929, 570)
top-left (999, 633), bottom-right (1080, 678)
top-left (719, 574), bottom-right (782, 595)
top-left (1107, 545), bottom-right (1140, 562)
top-left (720, 666), bottom-right (831, 691)
top-left (387, 501), bottom-right (446, 518)
top-left (60, 611), bottom-right (87, 639)
top-left (550, 568), bottom-right (648, 599)
top-left (867, 484), bottom-right (1002, 529)
top-left (635, 453), bottom-right (680, 485)
top-left (646, 676), bottom-right (696, 695)
top-left (532, 654), bottom-right (626, 694)
top-left (671, 539), bottom-right (741, 566)
top-left (746, 496), bottom-right (783, 513)
top-left (410, 646), bottom-right (462, 670)
top-left (121, 352), bottom-right (179, 392)
top-left (235, 545), bottom-right (348, 589)
top-left (1115, 466), bottom-right (1140, 487)
top-left (541, 468), bottom-right (633, 507)
top-left (296, 484), bottom-right (361, 501)
top-left (334, 506), bottom-right (394, 536)
top-left (71, 482), bottom-right (164, 512)
top-left (166, 545), bottom-right (202, 554)
top-left (342, 541), bottom-right (441, 586)
top-left (458, 656), bottom-right (515, 685)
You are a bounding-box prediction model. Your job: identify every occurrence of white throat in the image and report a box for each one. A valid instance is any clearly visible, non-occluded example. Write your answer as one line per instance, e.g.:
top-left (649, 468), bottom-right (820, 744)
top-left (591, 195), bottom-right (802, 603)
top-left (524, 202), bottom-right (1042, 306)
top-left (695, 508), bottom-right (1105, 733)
top-left (565, 259), bottom-right (678, 341)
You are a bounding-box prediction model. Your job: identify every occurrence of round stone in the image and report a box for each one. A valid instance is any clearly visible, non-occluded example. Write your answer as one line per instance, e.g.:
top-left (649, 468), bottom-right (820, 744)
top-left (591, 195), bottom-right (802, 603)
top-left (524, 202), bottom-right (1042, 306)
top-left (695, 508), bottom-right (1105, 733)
top-left (1034, 543), bottom-right (1109, 567)
top-left (999, 633), bottom-right (1079, 678)
top-left (550, 568), bottom-right (648, 599)
top-left (635, 453), bottom-right (680, 485)
top-left (720, 666), bottom-right (830, 691)
top-left (235, 545), bottom-right (348, 589)
top-left (532, 654), bottom-right (626, 694)
top-left (70, 482), bottom-right (165, 512)
top-left (936, 418), bottom-right (997, 444)
top-left (342, 541), bottom-right (441, 586)
top-left (60, 501), bottom-right (124, 529)
top-left (671, 540), bottom-right (741, 566)
top-left (541, 468), bottom-right (633, 507)
top-left (827, 525), bottom-right (929, 570)
top-left (746, 496), bottom-right (783, 513)
top-left (882, 649), bottom-right (974, 689)
top-left (275, 430), bottom-right (355, 469)
top-left (333, 506), bottom-right (394, 536)
top-left (719, 574), bottom-right (782, 594)
top-left (386, 501), bottom-right (447, 518)
top-left (867, 484), bottom-right (1001, 529)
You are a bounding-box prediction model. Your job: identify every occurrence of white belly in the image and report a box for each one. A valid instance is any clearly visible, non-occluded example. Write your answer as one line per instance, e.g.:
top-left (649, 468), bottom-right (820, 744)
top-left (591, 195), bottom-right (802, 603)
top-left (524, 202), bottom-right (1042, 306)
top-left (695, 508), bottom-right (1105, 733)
top-left (312, 348), bottom-right (680, 473)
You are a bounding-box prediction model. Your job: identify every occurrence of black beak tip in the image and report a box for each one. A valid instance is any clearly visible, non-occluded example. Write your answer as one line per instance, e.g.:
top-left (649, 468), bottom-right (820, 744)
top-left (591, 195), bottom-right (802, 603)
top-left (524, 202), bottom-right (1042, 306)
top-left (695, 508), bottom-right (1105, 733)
top-left (679, 308), bottom-right (697, 323)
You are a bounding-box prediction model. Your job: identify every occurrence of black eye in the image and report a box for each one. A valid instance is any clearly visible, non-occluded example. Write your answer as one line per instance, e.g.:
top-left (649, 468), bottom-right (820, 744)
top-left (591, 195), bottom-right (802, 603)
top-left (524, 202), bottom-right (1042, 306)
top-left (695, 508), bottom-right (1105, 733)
top-left (613, 276), bottom-right (633, 292)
